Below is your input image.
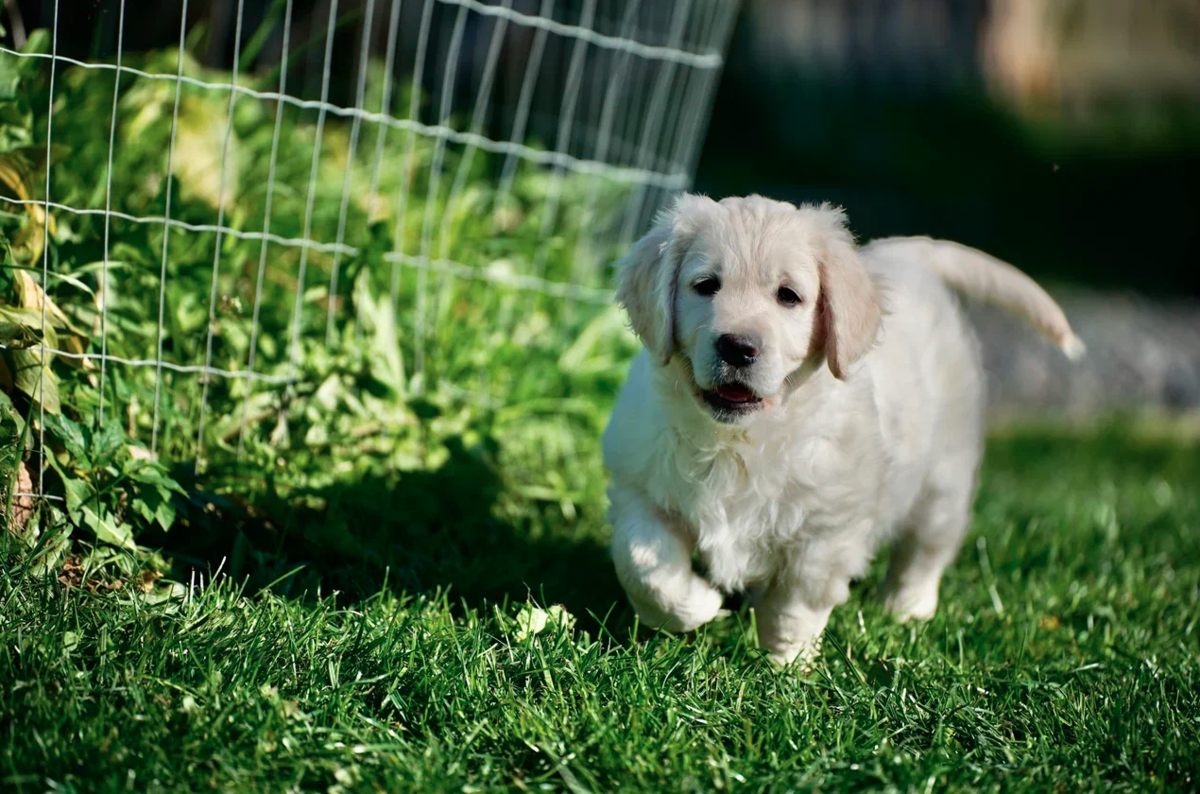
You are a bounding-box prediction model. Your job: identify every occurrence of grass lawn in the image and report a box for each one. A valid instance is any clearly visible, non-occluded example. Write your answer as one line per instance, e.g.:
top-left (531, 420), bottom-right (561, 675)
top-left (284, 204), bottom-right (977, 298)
top-left (3, 424), bottom-right (1198, 793)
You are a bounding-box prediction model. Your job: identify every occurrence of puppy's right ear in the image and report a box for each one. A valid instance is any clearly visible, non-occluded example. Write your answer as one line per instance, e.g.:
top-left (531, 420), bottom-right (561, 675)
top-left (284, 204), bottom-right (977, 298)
top-left (616, 194), bottom-right (714, 366)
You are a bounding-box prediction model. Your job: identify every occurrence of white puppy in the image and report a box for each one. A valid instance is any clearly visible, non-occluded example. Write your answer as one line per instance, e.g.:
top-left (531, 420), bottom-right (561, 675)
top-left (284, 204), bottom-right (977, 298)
top-left (602, 194), bottom-right (1082, 667)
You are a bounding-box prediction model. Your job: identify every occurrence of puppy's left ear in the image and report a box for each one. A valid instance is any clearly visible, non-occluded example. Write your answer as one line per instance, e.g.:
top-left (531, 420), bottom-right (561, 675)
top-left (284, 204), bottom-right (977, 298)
top-left (814, 204), bottom-right (882, 380)
top-left (616, 194), bottom-right (714, 366)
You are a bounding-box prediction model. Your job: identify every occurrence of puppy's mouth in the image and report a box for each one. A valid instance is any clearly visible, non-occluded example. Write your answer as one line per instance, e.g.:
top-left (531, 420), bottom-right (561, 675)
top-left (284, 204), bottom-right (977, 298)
top-left (699, 383), bottom-right (765, 419)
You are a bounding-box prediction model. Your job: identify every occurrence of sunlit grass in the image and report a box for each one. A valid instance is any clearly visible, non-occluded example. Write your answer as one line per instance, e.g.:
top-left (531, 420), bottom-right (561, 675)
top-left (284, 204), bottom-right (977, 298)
top-left (3, 426), bottom-right (1199, 792)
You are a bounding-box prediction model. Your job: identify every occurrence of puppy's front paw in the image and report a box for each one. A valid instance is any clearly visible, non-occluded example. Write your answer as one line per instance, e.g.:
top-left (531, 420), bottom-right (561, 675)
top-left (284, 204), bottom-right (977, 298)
top-left (630, 577), bottom-right (724, 633)
top-left (882, 582), bottom-right (940, 623)
top-left (764, 637), bottom-right (822, 674)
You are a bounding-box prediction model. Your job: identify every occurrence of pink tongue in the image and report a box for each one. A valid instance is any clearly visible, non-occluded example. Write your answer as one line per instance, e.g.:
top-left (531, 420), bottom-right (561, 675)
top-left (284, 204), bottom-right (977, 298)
top-left (716, 385), bottom-right (756, 403)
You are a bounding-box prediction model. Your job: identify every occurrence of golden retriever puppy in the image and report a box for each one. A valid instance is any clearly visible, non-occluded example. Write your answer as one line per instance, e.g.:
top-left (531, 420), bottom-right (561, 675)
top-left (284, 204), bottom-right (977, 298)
top-left (603, 194), bottom-right (1082, 667)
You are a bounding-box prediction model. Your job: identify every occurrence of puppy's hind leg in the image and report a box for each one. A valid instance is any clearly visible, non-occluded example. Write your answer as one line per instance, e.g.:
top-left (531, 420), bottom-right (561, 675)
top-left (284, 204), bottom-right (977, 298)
top-left (608, 487), bottom-right (724, 633)
top-left (882, 462), bottom-right (978, 623)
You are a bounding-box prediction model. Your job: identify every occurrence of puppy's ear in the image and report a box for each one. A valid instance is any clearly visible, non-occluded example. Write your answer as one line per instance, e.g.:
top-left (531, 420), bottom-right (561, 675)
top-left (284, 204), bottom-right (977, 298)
top-left (616, 194), bottom-right (713, 365)
top-left (814, 204), bottom-right (881, 380)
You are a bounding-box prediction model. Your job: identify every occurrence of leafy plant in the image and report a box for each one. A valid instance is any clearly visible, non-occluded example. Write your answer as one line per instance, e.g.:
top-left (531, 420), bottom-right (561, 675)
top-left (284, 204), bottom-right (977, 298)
top-left (0, 25), bottom-right (637, 581)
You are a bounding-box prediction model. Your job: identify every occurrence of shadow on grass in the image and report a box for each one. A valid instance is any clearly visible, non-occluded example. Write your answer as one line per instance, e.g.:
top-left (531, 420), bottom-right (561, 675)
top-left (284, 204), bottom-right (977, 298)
top-left (140, 416), bottom-right (1200, 639)
top-left (144, 432), bottom-right (630, 632)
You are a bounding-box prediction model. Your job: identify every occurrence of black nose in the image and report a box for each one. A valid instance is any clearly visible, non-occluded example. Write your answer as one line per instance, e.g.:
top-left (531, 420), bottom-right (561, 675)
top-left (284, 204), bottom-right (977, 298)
top-left (716, 334), bottom-right (760, 367)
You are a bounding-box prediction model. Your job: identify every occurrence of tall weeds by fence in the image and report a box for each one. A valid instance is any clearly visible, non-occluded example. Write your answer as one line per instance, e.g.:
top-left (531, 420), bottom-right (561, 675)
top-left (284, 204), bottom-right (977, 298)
top-left (0, 0), bottom-right (736, 569)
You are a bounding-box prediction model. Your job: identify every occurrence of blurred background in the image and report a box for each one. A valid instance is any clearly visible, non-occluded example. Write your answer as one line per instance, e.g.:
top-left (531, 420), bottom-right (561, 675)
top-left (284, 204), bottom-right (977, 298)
top-left (696, 0), bottom-right (1200, 416)
top-left (700, 0), bottom-right (1200, 298)
top-left (4, 0), bottom-right (1199, 415)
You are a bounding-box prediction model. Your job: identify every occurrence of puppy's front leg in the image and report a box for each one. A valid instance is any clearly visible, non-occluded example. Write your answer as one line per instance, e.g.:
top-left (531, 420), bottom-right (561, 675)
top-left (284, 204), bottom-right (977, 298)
top-left (756, 546), bottom-right (858, 669)
top-left (755, 584), bottom-right (835, 669)
top-left (608, 487), bottom-right (724, 633)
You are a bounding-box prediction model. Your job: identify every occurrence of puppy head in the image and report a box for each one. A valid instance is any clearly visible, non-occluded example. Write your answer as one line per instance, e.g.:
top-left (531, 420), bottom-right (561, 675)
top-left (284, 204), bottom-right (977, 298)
top-left (616, 194), bottom-right (882, 424)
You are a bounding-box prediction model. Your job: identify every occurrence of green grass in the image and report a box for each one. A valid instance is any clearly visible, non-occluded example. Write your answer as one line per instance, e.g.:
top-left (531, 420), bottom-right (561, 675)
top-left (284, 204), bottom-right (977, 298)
top-left (3, 425), bottom-right (1198, 793)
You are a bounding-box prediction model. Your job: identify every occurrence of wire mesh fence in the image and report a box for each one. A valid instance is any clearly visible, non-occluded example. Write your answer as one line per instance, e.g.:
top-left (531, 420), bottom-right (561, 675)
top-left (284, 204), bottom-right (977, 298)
top-left (0, 0), bottom-right (738, 494)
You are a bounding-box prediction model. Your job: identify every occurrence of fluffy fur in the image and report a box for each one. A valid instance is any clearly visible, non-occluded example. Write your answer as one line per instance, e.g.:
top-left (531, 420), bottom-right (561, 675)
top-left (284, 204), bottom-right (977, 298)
top-left (603, 194), bottom-right (1082, 667)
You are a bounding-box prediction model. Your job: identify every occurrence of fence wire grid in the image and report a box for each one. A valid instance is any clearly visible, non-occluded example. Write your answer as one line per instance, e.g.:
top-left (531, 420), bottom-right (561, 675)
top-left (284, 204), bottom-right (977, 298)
top-left (0, 0), bottom-right (739, 492)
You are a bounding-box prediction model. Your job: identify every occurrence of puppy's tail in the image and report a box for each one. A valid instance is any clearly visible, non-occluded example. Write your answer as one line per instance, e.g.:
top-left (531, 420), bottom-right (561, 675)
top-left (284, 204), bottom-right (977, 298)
top-left (863, 236), bottom-right (1085, 360)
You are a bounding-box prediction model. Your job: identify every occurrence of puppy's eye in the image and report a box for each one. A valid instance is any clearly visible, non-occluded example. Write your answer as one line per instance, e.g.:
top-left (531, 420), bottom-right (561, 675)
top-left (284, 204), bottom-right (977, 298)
top-left (777, 286), bottom-right (802, 307)
top-left (693, 277), bottom-right (721, 297)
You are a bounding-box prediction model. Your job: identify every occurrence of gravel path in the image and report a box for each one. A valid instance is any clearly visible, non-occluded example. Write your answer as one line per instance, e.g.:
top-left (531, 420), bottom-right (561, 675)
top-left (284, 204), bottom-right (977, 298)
top-left (968, 290), bottom-right (1200, 416)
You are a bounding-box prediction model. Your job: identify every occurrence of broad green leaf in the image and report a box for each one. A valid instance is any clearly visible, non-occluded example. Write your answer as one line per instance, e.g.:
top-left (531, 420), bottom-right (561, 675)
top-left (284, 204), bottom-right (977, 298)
top-left (83, 507), bottom-right (136, 552)
top-left (125, 463), bottom-right (185, 495)
top-left (91, 419), bottom-right (125, 466)
top-left (61, 476), bottom-right (91, 523)
top-left (21, 28), bottom-right (50, 55)
top-left (154, 498), bottom-right (178, 531)
top-left (0, 51), bottom-right (18, 100)
top-left (44, 412), bottom-right (88, 462)
top-left (354, 268), bottom-right (405, 397)
top-left (133, 497), bottom-right (155, 525)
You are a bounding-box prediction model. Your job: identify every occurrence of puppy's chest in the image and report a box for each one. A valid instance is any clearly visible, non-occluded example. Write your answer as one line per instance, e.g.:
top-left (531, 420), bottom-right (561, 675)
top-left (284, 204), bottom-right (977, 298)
top-left (663, 442), bottom-right (834, 589)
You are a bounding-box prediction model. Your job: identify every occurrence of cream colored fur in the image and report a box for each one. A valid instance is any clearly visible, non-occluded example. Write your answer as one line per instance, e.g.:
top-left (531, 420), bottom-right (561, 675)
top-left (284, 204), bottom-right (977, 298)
top-left (603, 194), bottom-right (1081, 667)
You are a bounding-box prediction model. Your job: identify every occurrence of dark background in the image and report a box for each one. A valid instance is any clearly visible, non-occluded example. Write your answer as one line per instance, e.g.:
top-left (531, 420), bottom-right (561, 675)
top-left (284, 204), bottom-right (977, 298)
top-left (694, 0), bottom-right (1200, 299)
top-left (7, 0), bottom-right (1200, 297)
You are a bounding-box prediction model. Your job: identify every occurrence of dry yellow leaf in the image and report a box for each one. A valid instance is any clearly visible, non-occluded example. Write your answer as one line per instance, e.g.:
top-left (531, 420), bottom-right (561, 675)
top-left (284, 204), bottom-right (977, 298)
top-left (14, 269), bottom-right (74, 332)
top-left (0, 150), bottom-right (57, 264)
